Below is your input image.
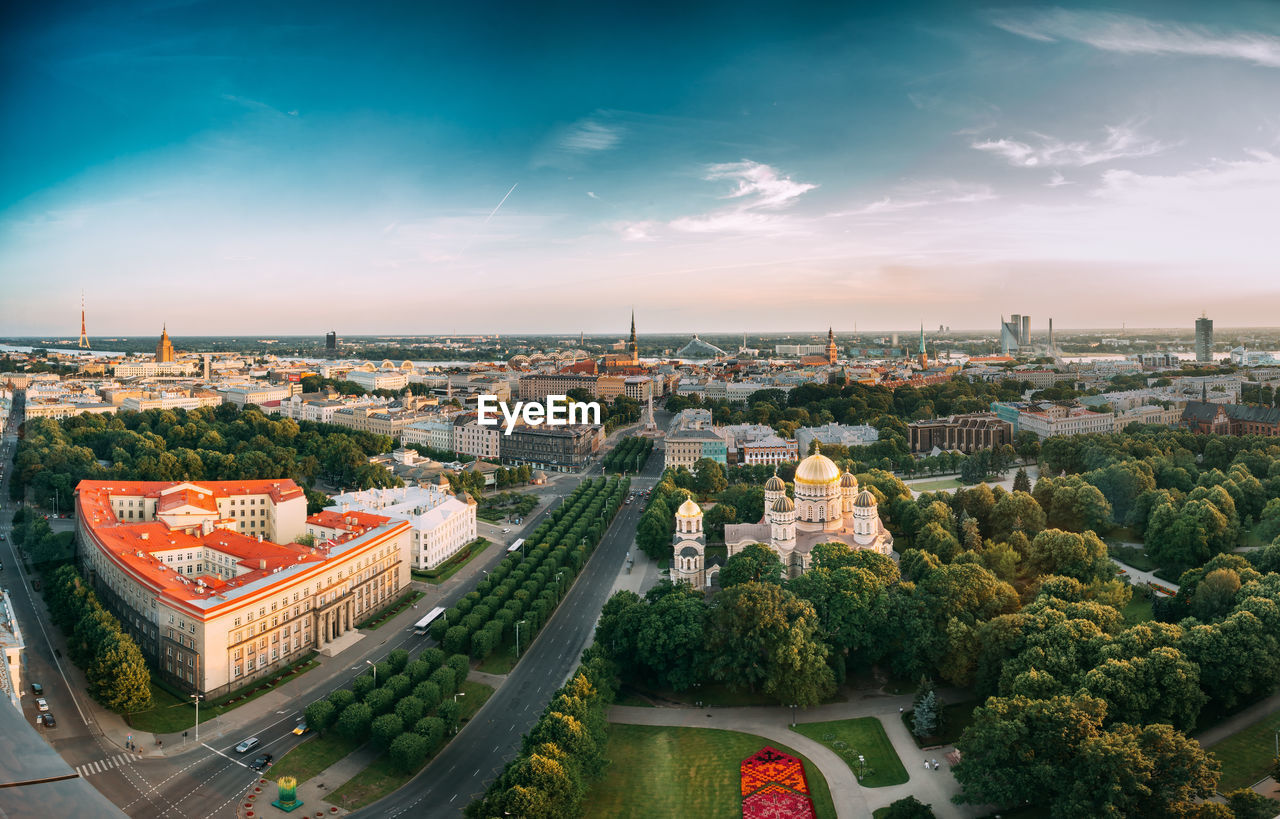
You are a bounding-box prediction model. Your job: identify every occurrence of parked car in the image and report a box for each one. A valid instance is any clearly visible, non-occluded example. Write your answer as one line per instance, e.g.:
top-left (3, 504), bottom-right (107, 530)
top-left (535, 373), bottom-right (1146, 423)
top-left (30, 682), bottom-right (42, 696)
top-left (250, 753), bottom-right (274, 770)
top-left (292, 721), bottom-right (309, 736)
top-left (37, 712), bottom-right (55, 728)
top-left (36, 698), bottom-right (49, 712)
top-left (234, 737), bottom-right (260, 753)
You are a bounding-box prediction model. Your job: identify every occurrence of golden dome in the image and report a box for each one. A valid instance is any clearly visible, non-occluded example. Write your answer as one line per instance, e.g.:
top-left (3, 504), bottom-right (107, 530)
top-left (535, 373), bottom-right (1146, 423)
top-left (771, 496), bottom-right (795, 513)
top-left (854, 489), bottom-right (877, 508)
top-left (840, 471), bottom-right (858, 488)
top-left (676, 498), bottom-right (702, 518)
top-left (764, 473), bottom-right (786, 491)
top-left (794, 451), bottom-right (841, 485)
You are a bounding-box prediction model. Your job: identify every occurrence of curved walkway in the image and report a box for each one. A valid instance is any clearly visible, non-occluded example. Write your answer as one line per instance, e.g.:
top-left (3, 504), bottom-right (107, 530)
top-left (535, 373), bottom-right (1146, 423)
top-left (609, 687), bottom-right (992, 819)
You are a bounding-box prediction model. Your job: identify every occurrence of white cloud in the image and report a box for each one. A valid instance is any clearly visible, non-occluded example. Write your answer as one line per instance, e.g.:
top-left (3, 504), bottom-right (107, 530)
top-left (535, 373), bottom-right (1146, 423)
top-left (972, 124), bottom-right (1170, 167)
top-left (1046, 172), bottom-right (1072, 187)
top-left (617, 160), bottom-right (817, 239)
top-left (833, 182), bottom-right (995, 216)
top-left (559, 120), bottom-right (622, 153)
top-left (990, 8), bottom-right (1280, 68)
top-left (702, 160), bottom-right (817, 209)
top-left (587, 191), bottom-right (600, 200)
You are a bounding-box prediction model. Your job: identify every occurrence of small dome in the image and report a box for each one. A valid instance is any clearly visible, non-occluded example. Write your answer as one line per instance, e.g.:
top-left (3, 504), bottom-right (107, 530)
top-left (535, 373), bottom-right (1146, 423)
top-left (676, 498), bottom-right (702, 518)
top-left (854, 489), bottom-right (877, 508)
top-left (794, 451), bottom-right (841, 485)
top-left (771, 496), bottom-right (795, 513)
top-left (764, 473), bottom-right (786, 491)
top-left (840, 471), bottom-right (858, 488)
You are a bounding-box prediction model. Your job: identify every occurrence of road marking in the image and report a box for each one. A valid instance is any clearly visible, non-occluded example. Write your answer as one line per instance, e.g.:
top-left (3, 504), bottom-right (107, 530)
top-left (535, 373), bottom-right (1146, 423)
top-left (450, 794), bottom-right (458, 802)
top-left (203, 742), bottom-right (249, 767)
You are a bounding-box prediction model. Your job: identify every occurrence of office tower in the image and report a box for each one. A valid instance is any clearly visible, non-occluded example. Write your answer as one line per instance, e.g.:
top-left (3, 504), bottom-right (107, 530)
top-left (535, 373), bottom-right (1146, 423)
top-left (1195, 315), bottom-right (1213, 362)
top-left (1020, 315), bottom-right (1031, 346)
top-left (325, 331), bottom-right (337, 351)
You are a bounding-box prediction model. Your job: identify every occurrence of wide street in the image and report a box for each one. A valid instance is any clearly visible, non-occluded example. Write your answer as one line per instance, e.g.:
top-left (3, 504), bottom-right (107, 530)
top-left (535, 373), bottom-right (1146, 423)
top-left (358, 436), bottom-right (666, 817)
top-left (0, 406), bottom-right (664, 818)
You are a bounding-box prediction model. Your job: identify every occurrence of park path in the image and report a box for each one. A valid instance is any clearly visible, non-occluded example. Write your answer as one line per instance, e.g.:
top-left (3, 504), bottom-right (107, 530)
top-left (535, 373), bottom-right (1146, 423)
top-left (1110, 551), bottom-right (1180, 592)
top-left (609, 686), bottom-right (992, 819)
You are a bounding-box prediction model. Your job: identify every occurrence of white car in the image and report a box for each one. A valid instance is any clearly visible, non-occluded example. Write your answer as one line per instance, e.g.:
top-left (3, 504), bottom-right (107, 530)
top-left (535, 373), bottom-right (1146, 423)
top-left (501, 528), bottom-right (510, 534)
top-left (36, 698), bottom-right (49, 712)
top-left (235, 737), bottom-right (260, 753)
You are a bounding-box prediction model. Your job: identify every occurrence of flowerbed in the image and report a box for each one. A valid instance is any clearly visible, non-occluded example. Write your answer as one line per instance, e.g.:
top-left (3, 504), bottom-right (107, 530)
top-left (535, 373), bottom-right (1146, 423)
top-left (741, 746), bottom-right (814, 818)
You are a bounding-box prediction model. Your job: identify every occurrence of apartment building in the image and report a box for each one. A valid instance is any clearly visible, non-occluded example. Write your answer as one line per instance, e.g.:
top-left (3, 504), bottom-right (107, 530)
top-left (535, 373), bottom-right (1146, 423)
top-left (77, 479), bottom-right (411, 697)
top-left (500, 424), bottom-right (604, 472)
top-left (907, 413), bottom-right (1012, 454)
top-left (321, 484), bottom-right (477, 570)
top-left (453, 414), bottom-right (502, 460)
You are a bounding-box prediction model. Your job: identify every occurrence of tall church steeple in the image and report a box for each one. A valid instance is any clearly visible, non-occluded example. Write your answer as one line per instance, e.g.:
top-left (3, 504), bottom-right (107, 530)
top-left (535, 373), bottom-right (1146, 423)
top-left (918, 324), bottom-right (928, 369)
top-left (627, 310), bottom-right (638, 365)
top-left (826, 327), bottom-right (838, 365)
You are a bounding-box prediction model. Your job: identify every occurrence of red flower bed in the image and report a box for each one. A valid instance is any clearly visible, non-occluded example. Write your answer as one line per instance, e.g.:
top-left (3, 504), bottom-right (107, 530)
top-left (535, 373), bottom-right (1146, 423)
top-left (740, 746), bottom-right (809, 795)
top-left (742, 789), bottom-right (817, 819)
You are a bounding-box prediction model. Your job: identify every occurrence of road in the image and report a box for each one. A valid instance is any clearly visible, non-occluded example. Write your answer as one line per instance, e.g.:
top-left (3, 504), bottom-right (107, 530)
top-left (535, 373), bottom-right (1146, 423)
top-left (358, 437), bottom-right (667, 817)
top-left (1, 400), bottom-right (666, 817)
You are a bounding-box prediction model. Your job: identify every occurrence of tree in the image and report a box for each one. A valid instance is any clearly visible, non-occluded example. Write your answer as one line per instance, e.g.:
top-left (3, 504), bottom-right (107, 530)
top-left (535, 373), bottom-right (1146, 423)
top-left (305, 699), bottom-right (337, 735)
top-left (635, 500), bottom-right (672, 560)
top-left (989, 491), bottom-right (1047, 542)
top-left (702, 503), bottom-right (737, 541)
top-left (1012, 468), bottom-right (1032, 493)
top-left (913, 689), bottom-right (940, 738)
top-left (437, 698), bottom-right (462, 734)
top-left (719, 543), bottom-right (785, 587)
top-left (707, 582), bottom-right (834, 706)
top-left (371, 713), bottom-right (404, 749)
top-left (691, 458), bottom-right (728, 496)
top-left (879, 796), bottom-right (936, 819)
top-left (1227, 788), bottom-right (1280, 819)
top-left (415, 715), bottom-right (446, 749)
top-left (336, 702), bottom-right (374, 742)
top-left (88, 635), bottom-right (152, 713)
top-left (1025, 529), bottom-right (1113, 583)
top-left (390, 731), bottom-right (429, 773)
top-left (395, 695), bottom-right (426, 727)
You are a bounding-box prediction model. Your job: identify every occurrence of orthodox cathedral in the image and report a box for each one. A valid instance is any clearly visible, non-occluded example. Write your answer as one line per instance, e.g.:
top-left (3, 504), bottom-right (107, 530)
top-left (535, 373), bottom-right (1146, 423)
top-left (672, 447), bottom-right (894, 587)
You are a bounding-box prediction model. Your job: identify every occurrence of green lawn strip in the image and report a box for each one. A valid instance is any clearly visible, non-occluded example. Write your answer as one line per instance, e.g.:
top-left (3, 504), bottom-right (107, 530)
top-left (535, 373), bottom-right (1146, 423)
top-left (127, 655), bottom-right (319, 733)
top-left (416, 538), bottom-right (492, 585)
top-left (1121, 596), bottom-right (1154, 625)
top-left (585, 723), bottom-right (836, 819)
top-left (322, 681), bottom-right (495, 810)
top-left (268, 733), bottom-right (364, 784)
top-left (627, 682), bottom-right (844, 708)
top-left (356, 589), bottom-right (424, 630)
top-left (476, 637), bottom-right (518, 675)
top-left (901, 702), bottom-right (978, 749)
top-left (1207, 707), bottom-right (1280, 791)
top-left (791, 717), bottom-right (908, 787)
top-left (1108, 543), bottom-right (1157, 573)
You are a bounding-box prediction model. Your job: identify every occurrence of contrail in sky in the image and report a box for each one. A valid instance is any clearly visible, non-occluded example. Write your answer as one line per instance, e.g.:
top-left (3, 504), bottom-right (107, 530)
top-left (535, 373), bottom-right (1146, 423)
top-left (484, 183), bottom-right (518, 223)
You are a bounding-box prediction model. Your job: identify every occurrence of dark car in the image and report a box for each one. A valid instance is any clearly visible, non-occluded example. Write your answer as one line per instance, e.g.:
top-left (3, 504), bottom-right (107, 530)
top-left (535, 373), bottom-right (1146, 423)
top-left (37, 712), bottom-right (56, 728)
top-left (250, 753), bottom-right (273, 770)
top-left (30, 682), bottom-right (42, 695)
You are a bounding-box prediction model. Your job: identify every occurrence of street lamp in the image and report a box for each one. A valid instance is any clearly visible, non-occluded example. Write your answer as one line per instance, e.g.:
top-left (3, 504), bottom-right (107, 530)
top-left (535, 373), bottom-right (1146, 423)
top-left (366, 659), bottom-right (376, 686)
top-left (858, 755), bottom-right (865, 779)
top-left (453, 691), bottom-right (467, 734)
top-left (556, 569), bottom-right (565, 598)
top-left (790, 704), bottom-right (797, 727)
top-left (515, 619), bottom-right (528, 658)
top-left (191, 693), bottom-right (203, 741)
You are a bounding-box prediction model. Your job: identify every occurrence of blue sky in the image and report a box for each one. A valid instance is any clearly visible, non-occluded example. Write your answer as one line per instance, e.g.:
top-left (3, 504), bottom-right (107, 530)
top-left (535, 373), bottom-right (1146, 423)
top-left (3, 0), bottom-right (1280, 335)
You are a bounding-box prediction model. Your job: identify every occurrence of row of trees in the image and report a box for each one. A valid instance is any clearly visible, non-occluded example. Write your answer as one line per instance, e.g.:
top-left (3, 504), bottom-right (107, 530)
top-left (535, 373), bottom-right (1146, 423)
top-left (602, 436), bottom-right (653, 474)
top-left (43, 565), bottom-right (152, 713)
top-left (8, 508), bottom-right (75, 565)
top-left (10, 405), bottom-right (402, 507)
top-left (428, 477), bottom-right (629, 666)
top-left (302, 648), bottom-right (472, 774)
top-left (465, 645), bottom-right (616, 818)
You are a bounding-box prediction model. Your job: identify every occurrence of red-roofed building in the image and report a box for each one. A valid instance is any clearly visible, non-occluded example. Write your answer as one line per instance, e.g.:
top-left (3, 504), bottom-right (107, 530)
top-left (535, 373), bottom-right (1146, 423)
top-left (77, 479), bottom-right (411, 697)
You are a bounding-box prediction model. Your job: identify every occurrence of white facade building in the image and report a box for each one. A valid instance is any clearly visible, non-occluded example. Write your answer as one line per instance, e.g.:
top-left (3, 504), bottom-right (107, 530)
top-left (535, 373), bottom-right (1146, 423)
top-left (324, 484), bottom-right (477, 570)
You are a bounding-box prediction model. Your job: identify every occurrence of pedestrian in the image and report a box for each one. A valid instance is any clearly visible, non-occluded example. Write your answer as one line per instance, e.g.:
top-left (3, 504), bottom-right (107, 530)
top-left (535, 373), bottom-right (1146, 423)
top-left (899, 706), bottom-right (904, 714)
top-left (932, 758), bottom-right (939, 770)
top-left (923, 760), bottom-right (929, 770)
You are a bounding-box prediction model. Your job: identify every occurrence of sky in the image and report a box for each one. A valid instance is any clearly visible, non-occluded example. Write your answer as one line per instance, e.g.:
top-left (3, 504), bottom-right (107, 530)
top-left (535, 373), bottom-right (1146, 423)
top-left (2, 0), bottom-right (1279, 336)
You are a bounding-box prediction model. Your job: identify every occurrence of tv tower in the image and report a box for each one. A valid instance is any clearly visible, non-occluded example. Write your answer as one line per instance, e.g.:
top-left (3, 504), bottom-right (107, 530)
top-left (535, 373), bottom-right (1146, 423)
top-left (78, 293), bottom-right (90, 349)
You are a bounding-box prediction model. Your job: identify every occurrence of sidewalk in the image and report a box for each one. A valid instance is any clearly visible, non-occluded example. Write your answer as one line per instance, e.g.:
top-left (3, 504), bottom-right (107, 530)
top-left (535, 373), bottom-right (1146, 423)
top-left (608, 686), bottom-right (990, 819)
top-left (266, 742), bottom-right (379, 817)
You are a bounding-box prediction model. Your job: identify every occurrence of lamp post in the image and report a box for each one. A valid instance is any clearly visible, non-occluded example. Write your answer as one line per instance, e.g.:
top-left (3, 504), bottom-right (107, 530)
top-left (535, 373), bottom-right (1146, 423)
top-left (858, 755), bottom-right (865, 779)
top-left (515, 619), bottom-right (528, 658)
top-left (191, 693), bottom-right (203, 741)
top-left (366, 659), bottom-right (376, 686)
top-left (556, 570), bottom-right (565, 598)
top-left (790, 704), bottom-right (797, 727)
top-left (453, 691), bottom-right (466, 734)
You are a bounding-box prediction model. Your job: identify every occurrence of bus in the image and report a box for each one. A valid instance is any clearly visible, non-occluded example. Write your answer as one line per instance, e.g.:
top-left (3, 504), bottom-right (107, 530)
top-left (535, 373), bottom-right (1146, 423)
top-left (506, 538), bottom-right (526, 554)
top-left (413, 606), bottom-right (447, 636)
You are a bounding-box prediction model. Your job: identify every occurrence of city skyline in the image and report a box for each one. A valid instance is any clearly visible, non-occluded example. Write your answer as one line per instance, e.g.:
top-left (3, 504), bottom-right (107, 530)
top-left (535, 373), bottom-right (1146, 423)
top-left (4, 0), bottom-right (1280, 334)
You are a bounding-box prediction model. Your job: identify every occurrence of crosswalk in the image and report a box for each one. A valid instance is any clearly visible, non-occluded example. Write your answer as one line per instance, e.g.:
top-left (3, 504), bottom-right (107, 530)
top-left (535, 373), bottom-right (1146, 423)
top-left (76, 753), bottom-right (135, 777)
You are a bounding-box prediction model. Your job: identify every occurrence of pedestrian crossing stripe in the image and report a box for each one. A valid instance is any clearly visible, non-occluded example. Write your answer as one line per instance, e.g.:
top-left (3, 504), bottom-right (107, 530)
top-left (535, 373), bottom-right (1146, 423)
top-left (77, 753), bottom-right (133, 777)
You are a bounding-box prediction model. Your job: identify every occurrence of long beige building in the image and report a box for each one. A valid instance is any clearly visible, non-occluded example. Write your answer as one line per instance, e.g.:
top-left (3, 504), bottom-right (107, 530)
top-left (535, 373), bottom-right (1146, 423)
top-left (77, 479), bottom-right (411, 697)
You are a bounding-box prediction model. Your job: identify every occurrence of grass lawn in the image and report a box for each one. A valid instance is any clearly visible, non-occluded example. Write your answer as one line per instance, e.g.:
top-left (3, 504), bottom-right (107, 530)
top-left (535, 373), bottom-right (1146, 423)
top-left (901, 701), bottom-right (978, 749)
top-left (356, 589), bottom-right (424, 630)
top-left (908, 478), bottom-right (964, 492)
top-left (323, 681), bottom-right (495, 810)
top-left (1208, 708), bottom-right (1280, 791)
top-left (269, 733), bottom-right (363, 784)
top-left (476, 638), bottom-right (518, 675)
top-left (791, 717), bottom-right (908, 787)
top-left (613, 686), bottom-right (657, 708)
top-left (584, 724), bottom-right (836, 819)
top-left (1108, 543), bottom-right (1157, 573)
top-left (1121, 596), bottom-right (1154, 625)
top-left (415, 538), bottom-right (491, 585)
top-left (126, 655), bottom-right (319, 733)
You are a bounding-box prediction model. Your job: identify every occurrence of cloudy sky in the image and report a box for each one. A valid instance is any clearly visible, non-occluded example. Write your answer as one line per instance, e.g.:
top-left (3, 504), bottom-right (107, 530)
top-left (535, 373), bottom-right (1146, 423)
top-left (2, 0), bottom-right (1279, 335)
